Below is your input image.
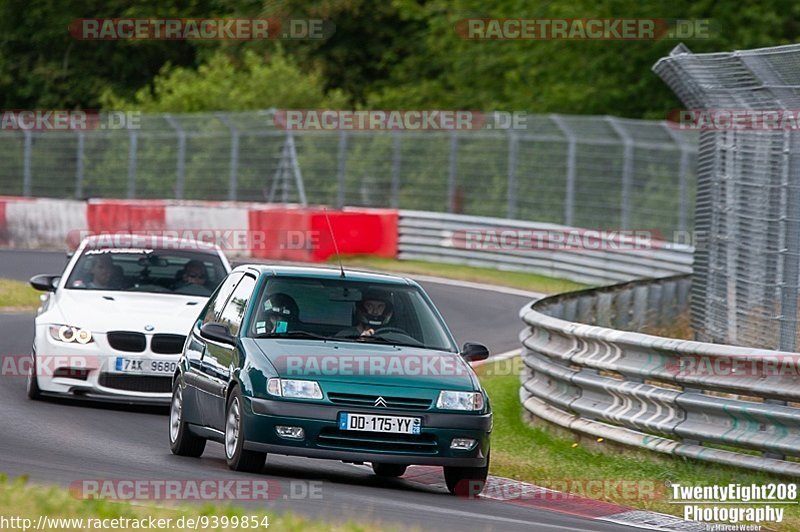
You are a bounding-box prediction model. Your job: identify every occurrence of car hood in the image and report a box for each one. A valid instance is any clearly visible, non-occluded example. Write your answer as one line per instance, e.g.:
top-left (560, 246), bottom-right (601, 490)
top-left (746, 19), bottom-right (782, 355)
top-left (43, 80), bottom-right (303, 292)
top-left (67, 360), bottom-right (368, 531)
top-left (252, 339), bottom-right (478, 391)
top-left (49, 289), bottom-right (205, 334)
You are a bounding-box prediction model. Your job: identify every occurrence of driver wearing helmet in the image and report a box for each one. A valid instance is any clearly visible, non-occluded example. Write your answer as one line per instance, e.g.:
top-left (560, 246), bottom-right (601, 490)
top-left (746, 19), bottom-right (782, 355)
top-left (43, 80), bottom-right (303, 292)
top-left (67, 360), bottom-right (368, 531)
top-left (261, 293), bottom-right (299, 334)
top-left (338, 289), bottom-right (394, 338)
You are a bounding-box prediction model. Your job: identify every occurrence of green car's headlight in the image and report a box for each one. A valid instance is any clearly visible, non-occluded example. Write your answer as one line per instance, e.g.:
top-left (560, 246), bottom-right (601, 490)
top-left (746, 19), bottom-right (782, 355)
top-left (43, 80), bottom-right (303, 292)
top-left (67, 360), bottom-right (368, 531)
top-left (267, 378), bottom-right (323, 400)
top-left (48, 325), bottom-right (93, 344)
top-left (436, 390), bottom-right (484, 411)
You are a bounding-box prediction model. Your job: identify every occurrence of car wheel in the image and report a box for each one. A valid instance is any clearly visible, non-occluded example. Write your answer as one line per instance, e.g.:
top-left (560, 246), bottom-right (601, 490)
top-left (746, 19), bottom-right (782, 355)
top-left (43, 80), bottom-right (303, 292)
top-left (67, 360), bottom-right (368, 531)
top-left (224, 386), bottom-right (266, 473)
top-left (371, 463), bottom-right (408, 477)
top-left (26, 354), bottom-right (41, 401)
top-left (169, 380), bottom-right (206, 457)
top-left (443, 452), bottom-right (490, 496)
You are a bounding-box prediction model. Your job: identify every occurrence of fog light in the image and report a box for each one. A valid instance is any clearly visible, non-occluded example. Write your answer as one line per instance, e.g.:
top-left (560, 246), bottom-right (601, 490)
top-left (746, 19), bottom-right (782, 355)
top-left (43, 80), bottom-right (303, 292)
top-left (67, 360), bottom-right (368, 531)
top-left (450, 438), bottom-right (477, 450)
top-left (276, 426), bottom-right (305, 439)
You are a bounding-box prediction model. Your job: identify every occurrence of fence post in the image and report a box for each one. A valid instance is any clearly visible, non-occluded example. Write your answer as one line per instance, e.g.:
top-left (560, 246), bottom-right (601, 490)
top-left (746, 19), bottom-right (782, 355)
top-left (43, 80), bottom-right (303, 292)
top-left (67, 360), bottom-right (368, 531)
top-left (75, 132), bottom-right (85, 199)
top-left (336, 131), bottom-right (347, 209)
top-left (550, 114), bottom-right (576, 226)
top-left (127, 130), bottom-right (138, 199)
top-left (507, 130), bottom-right (518, 219)
top-left (606, 116), bottom-right (633, 230)
top-left (663, 123), bottom-right (693, 235)
top-left (22, 131), bottom-right (32, 197)
top-left (779, 130), bottom-right (800, 352)
top-left (447, 131), bottom-right (458, 213)
top-left (164, 114), bottom-right (186, 199)
top-left (216, 113), bottom-right (239, 201)
top-left (391, 132), bottom-right (401, 209)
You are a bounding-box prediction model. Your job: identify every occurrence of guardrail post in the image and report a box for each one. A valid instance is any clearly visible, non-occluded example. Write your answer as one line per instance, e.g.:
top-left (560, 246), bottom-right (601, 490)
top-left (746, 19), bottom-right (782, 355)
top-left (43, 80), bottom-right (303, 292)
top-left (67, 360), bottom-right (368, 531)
top-left (217, 113), bottom-right (239, 201)
top-left (447, 131), bottom-right (458, 213)
top-left (549, 114), bottom-right (576, 226)
top-left (127, 130), bottom-right (138, 199)
top-left (606, 116), bottom-right (633, 230)
top-left (336, 131), bottom-right (347, 209)
top-left (506, 130), bottom-right (518, 219)
top-left (164, 114), bottom-right (186, 199)
top-left (75, 131), bottom-right (85, 199)
top-left (22, 130), bottom-right (32, 197)
top-left (391, 132), bottom-right (401, 209)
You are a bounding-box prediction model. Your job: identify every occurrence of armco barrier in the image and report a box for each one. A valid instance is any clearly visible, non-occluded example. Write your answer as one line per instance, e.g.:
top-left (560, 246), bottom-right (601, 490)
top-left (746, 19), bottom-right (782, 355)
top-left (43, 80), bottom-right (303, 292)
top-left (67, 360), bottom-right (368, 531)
top-left (398, 210), bottom-right (693, 285)
top-left (520, 275), bottom-right (800, 476)
top-left (0, 196), bottom-right (397, 261)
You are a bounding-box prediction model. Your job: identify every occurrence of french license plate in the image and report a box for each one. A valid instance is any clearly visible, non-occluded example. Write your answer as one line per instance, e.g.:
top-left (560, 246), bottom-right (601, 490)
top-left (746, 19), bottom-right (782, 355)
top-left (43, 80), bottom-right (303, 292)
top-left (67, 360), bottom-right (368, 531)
top-left (115, 357), bottom-right (176, 375)
top-left (339, 412), bottom-right (421, 434)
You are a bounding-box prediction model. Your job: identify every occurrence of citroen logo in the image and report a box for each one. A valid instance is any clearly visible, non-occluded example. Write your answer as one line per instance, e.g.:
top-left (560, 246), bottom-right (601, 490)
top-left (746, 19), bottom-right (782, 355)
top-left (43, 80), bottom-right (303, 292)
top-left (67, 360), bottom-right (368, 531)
top-left (374, 396), bottom-right (387, 408)
top-left (144, 325), bottom-right (155, 332)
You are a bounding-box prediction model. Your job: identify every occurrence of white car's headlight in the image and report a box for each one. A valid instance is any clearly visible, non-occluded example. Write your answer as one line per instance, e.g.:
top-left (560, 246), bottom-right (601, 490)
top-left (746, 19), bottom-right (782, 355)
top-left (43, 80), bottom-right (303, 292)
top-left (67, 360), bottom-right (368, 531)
top-left (267, 378), bottom-right (322, 399)
top-left (436, 390), bottom-right (484, 411)
top-left (48, 325), bottom-right (93, 344)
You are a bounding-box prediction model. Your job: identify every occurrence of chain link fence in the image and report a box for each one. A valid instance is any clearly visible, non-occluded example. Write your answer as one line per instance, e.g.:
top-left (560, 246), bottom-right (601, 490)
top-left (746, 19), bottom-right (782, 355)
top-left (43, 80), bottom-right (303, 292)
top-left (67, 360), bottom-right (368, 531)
top-left (0, 111), bottom-right (697, 239)
top-left (654, 43), bottom-right (800, 351)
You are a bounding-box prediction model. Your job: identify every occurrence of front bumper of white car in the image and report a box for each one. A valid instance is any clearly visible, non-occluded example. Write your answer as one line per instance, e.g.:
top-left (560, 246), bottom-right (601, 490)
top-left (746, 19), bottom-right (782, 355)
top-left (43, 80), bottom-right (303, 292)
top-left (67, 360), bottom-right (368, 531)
top-left (32, 325), bottom-right (185, 405)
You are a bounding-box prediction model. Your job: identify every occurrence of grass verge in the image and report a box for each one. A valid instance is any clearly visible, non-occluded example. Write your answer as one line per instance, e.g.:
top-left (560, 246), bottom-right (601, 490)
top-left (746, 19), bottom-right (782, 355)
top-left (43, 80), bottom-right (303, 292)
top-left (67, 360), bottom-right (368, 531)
top-left (477, 358), bottom-right (799, 530)
top-left (0, 278), bottom-right (41, 312)
top-left (334, 256), bottom-right (588, 294)
top-left (0, 474), bottom-right (384, 531)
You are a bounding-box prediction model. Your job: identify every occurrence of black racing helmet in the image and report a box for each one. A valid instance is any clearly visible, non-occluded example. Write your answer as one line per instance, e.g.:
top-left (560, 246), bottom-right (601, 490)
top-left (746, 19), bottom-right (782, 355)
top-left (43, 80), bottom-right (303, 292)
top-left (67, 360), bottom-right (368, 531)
top-left (356, 288), bottom-right (394, 328)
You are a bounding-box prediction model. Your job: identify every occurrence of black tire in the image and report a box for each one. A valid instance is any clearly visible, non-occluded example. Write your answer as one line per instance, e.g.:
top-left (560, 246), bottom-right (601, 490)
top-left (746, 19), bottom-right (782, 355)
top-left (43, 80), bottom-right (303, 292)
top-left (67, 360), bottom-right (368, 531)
top-left (225, 386), bottom-right (266, 473)
top-left (169, 379), bottom-right (206, 457)
top-left (444, 453), bottom-right (490, 496)
top-left (371, 463), bottom-right (408, 478)
top-left (26, 354), bottom-right (41, 401)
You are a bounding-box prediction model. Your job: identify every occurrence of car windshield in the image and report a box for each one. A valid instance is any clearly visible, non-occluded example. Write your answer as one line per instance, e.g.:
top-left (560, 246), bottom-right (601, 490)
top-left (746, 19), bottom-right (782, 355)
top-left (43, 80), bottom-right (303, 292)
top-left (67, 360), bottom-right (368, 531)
top-left (248, 277), bottom-right (457, 352)
top-left (64, 247), bottom-right (226, 296)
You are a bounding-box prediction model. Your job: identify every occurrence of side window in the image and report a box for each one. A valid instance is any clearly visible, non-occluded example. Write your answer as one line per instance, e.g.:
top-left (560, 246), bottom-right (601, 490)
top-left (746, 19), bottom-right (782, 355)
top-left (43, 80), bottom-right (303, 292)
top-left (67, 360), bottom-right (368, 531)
top-left (201, 272), bottom-right (244, 325)
top-left (218, 275), bottom-right (257, 336)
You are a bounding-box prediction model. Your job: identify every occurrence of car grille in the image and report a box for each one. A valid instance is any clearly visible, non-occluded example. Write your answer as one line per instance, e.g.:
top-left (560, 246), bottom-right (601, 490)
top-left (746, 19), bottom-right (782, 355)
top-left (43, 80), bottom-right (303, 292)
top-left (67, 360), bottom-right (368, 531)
top-left (317, 427), bottom-right (438, 454)
top-left (327, 392), bottom-right (431, 411)
top-left (151, 334), bottom-right (185, 354)
top-left (107, 331), bottom-right (146, 352)
top-left (98, 373), bottom-right (172, 393)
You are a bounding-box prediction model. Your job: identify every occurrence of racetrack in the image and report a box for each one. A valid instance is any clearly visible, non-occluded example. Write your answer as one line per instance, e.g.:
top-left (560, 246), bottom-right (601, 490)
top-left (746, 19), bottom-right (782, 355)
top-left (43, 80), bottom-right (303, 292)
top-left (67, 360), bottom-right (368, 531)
top-left (0, 250), bottom-right (638, 531)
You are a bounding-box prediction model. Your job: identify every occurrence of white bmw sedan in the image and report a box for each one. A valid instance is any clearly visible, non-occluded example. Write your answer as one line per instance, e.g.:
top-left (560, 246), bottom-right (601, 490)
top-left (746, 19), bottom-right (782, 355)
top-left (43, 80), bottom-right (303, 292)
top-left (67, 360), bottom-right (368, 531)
top-left (27, 235), bottom-right (231, 404)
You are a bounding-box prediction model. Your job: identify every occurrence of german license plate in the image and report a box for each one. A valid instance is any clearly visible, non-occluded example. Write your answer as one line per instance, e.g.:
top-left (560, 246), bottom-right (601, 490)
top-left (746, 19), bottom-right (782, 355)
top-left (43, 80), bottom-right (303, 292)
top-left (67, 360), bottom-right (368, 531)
top-left (339, 412), bottom-right (421, 434)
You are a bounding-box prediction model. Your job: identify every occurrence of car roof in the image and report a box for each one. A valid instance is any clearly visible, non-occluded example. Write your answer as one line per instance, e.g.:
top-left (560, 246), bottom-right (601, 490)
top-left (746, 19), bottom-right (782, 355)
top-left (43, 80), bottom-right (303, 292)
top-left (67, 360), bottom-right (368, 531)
top-left (232, 264), bottom-right (413, 285)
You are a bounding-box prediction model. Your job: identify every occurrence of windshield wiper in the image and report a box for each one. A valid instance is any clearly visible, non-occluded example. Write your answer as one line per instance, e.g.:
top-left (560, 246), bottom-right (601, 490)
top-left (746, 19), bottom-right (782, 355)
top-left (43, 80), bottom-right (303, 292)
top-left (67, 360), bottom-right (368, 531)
top-left (254, 331), bottom-right (336, 341)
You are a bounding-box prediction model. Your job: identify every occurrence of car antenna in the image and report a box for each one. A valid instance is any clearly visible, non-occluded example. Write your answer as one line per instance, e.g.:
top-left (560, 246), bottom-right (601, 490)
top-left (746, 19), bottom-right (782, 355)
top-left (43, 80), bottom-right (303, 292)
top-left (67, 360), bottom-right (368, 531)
top-left (323, 207), bottom-right (346, 278)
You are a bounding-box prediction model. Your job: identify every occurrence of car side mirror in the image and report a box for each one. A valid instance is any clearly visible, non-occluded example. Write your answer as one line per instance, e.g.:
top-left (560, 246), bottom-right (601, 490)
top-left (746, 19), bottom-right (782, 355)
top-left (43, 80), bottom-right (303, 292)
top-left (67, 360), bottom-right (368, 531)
top-left (461, 342), bottom-right (489, 362)
top-left (29, 274), bottom-right (60, 292)
top-left (200, 322), bottom-right (236, 345)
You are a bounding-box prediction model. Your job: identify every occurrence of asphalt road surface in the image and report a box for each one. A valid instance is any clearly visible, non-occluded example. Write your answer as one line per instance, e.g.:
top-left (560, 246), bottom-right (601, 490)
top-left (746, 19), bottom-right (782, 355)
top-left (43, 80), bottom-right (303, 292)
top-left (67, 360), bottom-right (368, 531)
top-left (0, 249), bottom-right (637, 531)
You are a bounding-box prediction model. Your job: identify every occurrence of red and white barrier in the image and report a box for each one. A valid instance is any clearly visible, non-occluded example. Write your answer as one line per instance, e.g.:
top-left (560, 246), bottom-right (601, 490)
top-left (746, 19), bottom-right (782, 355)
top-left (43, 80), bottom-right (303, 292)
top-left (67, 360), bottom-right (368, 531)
top-left (0, 196), bottom-right (399, 261)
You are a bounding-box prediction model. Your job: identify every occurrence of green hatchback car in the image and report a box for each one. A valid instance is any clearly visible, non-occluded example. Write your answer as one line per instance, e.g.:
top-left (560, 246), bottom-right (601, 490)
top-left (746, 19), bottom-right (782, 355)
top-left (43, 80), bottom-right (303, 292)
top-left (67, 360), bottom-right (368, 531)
top-left (169, 265), bottom-right (492, 495)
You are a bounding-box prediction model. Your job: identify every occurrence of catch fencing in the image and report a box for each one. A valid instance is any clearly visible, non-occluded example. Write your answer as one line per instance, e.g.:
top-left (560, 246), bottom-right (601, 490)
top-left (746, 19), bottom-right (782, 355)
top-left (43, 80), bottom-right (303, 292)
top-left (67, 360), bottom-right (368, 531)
top-left (654, 43), bottom-right (800, 351)
top-left (0, 111), bottom-right (697, 241)
top-left (520, 275), bottom-right (800, 477)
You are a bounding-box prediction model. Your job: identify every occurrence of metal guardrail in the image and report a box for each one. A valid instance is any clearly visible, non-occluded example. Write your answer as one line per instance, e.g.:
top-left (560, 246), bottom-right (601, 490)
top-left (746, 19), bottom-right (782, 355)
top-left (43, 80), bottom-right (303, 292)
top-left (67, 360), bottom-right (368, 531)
top-left (398, 210), bottom-right (694, 285)
top-left (520, 275), bottom-right (800, 477)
